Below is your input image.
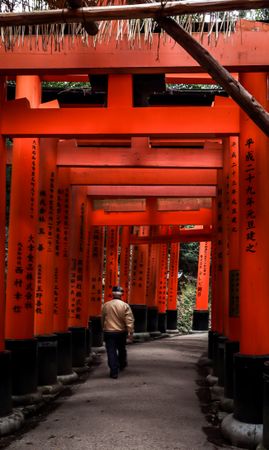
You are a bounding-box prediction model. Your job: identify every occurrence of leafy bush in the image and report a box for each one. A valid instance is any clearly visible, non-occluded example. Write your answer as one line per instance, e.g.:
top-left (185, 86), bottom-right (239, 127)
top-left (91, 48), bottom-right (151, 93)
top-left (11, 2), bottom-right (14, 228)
top-left (177, 276), bottom-right (197, 333)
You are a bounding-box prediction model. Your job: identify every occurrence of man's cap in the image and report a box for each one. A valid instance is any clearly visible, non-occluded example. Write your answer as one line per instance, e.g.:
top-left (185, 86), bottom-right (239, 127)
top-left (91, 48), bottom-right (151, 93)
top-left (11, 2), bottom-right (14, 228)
top-left (112, 286), bottom-right (124, 294)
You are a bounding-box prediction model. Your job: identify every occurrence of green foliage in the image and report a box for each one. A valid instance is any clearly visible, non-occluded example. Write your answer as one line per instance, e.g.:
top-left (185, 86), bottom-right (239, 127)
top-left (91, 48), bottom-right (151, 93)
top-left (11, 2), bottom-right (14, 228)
top-left (167, 84), bottom-right (222, 91)
top-left (180, 241), bottom-right (199, 277)
top-left (177, 276), bottom-right (197, 334)
top-left (42, 81), bottom-right (91, 89)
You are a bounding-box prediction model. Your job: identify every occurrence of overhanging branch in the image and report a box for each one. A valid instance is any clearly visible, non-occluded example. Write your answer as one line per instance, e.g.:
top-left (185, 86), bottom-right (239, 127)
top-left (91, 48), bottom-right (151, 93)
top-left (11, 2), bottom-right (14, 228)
top-left (156, 15), bottom-right (269, 137)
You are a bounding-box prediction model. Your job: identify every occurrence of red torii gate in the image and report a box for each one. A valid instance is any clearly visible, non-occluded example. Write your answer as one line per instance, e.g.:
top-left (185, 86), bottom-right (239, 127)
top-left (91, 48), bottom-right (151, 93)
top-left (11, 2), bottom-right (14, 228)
top-left (0, 18), bottom-right (267, 445)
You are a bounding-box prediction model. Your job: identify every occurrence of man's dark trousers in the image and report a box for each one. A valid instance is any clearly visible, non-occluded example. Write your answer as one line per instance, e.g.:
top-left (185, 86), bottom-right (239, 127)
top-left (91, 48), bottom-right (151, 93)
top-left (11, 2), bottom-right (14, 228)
top-left (104, 331), bottom-right (127, 376)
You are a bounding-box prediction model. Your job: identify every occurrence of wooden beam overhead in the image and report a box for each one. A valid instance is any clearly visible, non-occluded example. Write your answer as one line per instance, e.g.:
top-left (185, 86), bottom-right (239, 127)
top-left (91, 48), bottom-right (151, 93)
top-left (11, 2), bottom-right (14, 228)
top-left (1, 98), bottom-right (239, 138)
top-left (0, 0), bottom-right (267, 27)
top-left (129, 229), bottom-right (213, 244)
top-left (55, 139), bottom-right (223, 168)
top-left (86, 185), bottom-right (217, 197)
top-left (93, 198), bottom-right (211, 211)
top-left (1, 21), bottom-right (268, 74)
top-left (87, 207), bottom-right (212, 226)
top-left (66, 167), bottom-right (217, 186)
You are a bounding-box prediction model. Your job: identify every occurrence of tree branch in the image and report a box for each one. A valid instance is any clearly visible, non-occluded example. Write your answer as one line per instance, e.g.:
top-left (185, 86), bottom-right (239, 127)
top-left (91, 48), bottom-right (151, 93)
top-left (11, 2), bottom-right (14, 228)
top-left (156, 16), bottom-right (269, 137)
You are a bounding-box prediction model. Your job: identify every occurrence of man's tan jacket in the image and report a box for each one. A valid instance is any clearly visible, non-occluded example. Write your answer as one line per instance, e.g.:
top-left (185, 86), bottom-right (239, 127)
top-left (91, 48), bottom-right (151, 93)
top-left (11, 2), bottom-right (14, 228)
top-left (102, 299), bottom-right (134, 334)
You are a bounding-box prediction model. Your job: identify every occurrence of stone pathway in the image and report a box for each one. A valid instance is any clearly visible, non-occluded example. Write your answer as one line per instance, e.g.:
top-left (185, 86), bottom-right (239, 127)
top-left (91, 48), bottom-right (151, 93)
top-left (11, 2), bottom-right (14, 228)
top-left (5, 334), bottom-right (237, 450)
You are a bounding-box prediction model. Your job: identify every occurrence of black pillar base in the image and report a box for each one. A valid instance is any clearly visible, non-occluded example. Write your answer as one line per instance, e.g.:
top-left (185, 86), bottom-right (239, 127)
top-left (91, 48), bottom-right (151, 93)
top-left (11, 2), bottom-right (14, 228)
top-left (69, 327), bottom-right (87, 368)
top-left (0, 351), bottom-right (12, 417)
top-left (158, 313), bottom-right (167, 334)
top-left (212, 331), bottom-right (220, 377)
top-left (55, 331), bottom-right (72, 376)
top-left (37, 334), bottom-right (58, 386)
top-left (89, 316), bottom-right (103, 348)
top-left (192, 309), bottom-right (209, 331)
top-left (130, 305), bottom-right (147, 333)
top-left (166, 309), bottom-right (178, 331)
top-left (85, 328), bottom-right (91, 356)
top-left (234, 353), bottom-right (269, 424)
top-left (217, 335), bottom-right (228, 387)
top-left (5, 338), bottom-right (38, 396)
top-left (263, 361), bottom-right (269, 448)
top-left (147, 307), bottom-right (158, 332)
top-left (224, 340), bottom-right (240, 399)
top-left (208, 330), bottom-right (215, 359)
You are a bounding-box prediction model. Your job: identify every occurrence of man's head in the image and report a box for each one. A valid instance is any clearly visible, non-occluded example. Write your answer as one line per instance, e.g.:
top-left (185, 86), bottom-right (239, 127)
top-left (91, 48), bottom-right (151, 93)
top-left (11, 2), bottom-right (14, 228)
top-left (112, 286), bottom-right (124, 299)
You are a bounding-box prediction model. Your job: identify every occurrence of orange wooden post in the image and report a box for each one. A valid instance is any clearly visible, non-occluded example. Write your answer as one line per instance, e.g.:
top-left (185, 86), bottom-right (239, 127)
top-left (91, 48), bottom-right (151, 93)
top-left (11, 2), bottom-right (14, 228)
top-left (221, 140), bottom-right (230, 344)
top-left (225, 73), bottom-right (269, 431)
top-left (88, 225), bottom-right (105, 348)
top-left (227, 137), bottom-right (240, 341)
top-left (104, 226), bottom-right (119, 302)
top-left (68, 186), bottom-right (89, 368)
top-left (129, 226), bottom-right (149, 334)
top-left (215, 172), bottom-right (225, 336)
top-left (53, 168), bottom-right (74, 378)
top-left (0, 78), bottom-right (6, 354)
top-left (167, 226), bottom-right (180, 331)
top-left (0, 76), bottom-right (13, 418)
top-left (209, 198), bottom-right (218, 359)
top-left (209, 175), bottom-right (225, 376)
top-left (156, 226), bottom-right (169, 333)
top-left (34, 138), bottom-right (59, 387)
top-left (192, 241), bottom-right (211, 331)
top-left (222, 136), bottom-right (240, 401)
top-left (119, 226), bottom-right (131, 303)
top-left (5, 75), bottom-right (41, 398)
top-left (146, 225), bottom-right (160, 334)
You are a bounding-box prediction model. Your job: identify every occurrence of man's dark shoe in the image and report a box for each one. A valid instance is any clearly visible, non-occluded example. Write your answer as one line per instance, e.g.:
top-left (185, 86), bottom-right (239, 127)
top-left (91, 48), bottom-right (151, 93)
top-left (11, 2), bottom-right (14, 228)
top-left (110, 372), bottom-right (118, 379)
top-left (119, 362), bottom-right (128, 371)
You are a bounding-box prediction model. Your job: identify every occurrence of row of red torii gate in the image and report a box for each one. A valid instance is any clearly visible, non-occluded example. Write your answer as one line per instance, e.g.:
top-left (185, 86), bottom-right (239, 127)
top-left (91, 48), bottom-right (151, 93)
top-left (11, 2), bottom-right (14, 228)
top-left (0, 17), bottom-right (268, 448)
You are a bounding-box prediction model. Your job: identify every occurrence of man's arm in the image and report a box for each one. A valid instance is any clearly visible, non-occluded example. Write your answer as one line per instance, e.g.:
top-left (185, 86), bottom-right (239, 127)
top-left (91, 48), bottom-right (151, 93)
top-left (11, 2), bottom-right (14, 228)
top-left (125, 304), bottom-right (134, 337)
top-left (101, 304), bottom-right (107, 329)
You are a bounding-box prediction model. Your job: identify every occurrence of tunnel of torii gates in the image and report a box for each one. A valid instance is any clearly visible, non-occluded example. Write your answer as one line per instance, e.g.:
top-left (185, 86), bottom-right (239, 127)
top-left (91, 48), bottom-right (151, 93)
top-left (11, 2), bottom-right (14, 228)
top-left (0, 16), bottom-right (268, 447)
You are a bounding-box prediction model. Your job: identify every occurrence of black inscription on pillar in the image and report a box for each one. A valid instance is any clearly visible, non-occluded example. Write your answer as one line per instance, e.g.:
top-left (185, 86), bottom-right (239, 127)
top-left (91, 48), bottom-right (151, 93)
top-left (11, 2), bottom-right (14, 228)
top-left (229, 269), bottom-right (240, 317)
top-left (244, 139), bottom-right (257, 254)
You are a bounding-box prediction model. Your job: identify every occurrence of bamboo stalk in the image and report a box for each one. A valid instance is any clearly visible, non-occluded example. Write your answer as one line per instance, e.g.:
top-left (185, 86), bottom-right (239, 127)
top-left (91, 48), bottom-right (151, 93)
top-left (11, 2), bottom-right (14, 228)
top-left (157, 16), bottom-right (269, 137)
top-left (0, 0), bottom-right (267, 27)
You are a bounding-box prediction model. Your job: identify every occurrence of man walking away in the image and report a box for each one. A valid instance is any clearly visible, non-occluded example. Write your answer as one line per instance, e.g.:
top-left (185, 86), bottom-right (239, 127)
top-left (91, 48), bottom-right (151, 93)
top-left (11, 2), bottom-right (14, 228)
top-left (102, 286), bottom-right (134, 379)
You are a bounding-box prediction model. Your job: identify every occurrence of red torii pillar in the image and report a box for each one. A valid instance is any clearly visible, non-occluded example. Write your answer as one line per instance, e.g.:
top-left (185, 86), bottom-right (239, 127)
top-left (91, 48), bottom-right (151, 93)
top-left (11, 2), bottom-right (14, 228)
top-left (5, 76), bottom-right (41, 401)
top-left (119, 226), bottom-right (131, 303)
top-left (68, 187), bottom-right (89, 368)
top-left (88, 225), bottom-right (105, 348)
top-left (129, 226), bottom-right (149, 335)
top-left (222, 137), bottom-right (240, 402)
top-left (104, 226), bottom-right (119, 302)
top-left (210, 172), bottom-right (225, 376)
top-left (34, 138), bottom-right (58, 389)
top-left (216, 138), bottom-right (233, 388)
top-left (222, 73), bottom-right (269, 446)
top-left (146, 226), bottom-right (159, 335)
top-left (53, 169), bottom-right (75, 380)
top-left (167, 227), bottom-right (180, 332)
top-left (208, 197), bottom-right (218, 360)
top-left (0, 77), bottom-right (14, 420)
top-left (192, 240), bottom-right (211, 331)
top-left (156, 226), bottom-right (169, 333)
